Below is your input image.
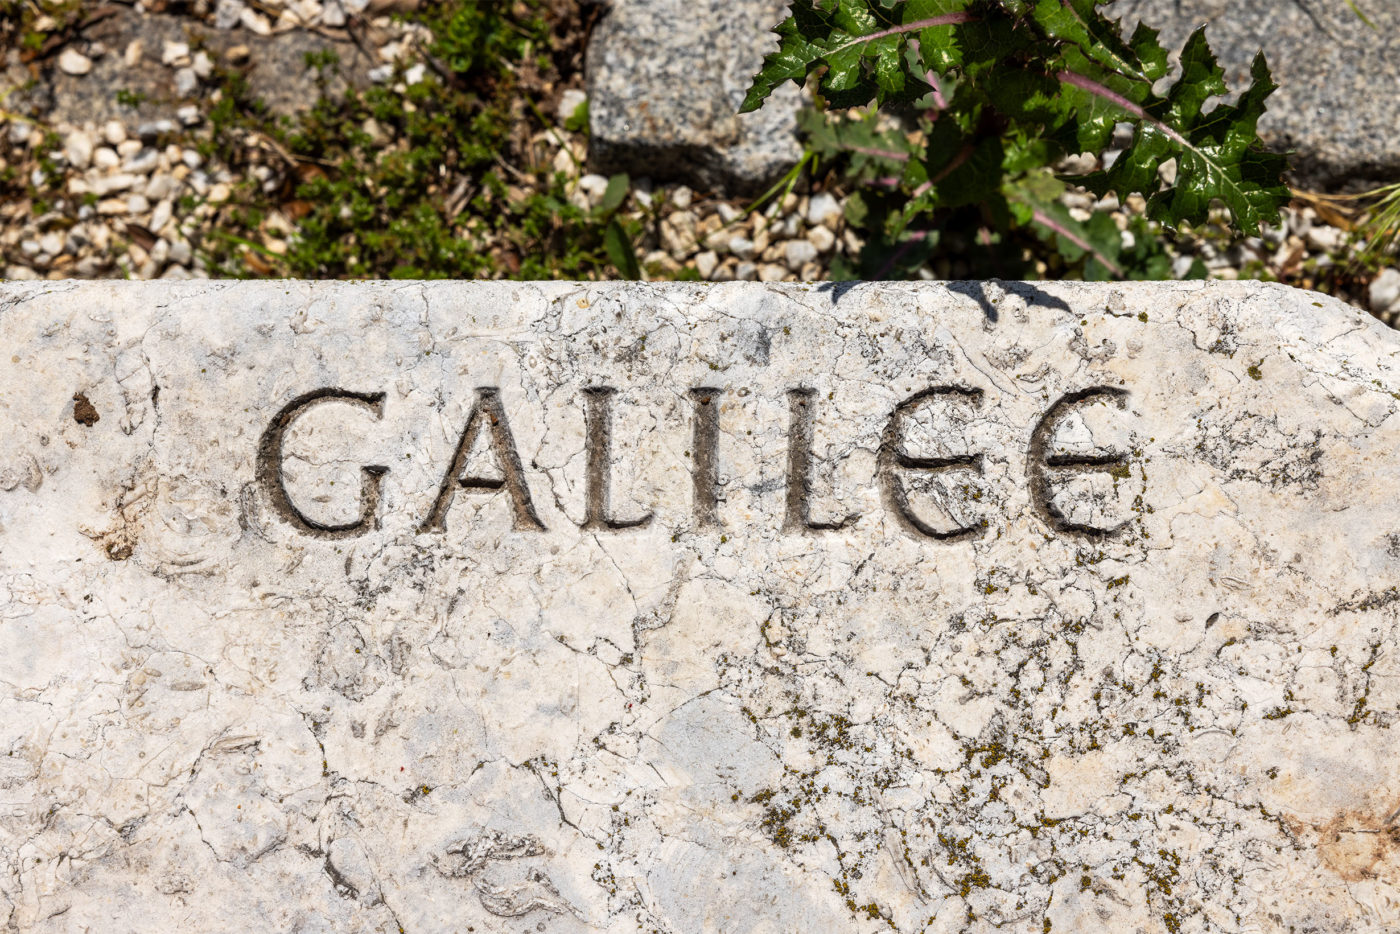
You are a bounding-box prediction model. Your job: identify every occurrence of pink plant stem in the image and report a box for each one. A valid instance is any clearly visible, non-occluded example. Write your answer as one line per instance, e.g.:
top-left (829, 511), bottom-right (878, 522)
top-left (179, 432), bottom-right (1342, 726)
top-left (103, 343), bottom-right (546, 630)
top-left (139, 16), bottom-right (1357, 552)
top-left (874, 229), bottom-right (931, 280)
top-left (847, 145), bottom-right (912, 160)
top-left (928, 72), bottom-right (948, 111)
top-left (1030, 209), bottom-right (1125, 278)
top-left (927, 143), bottom-right (975, 187)
top-left (830, 12), bottom-right (977, 53)
top-left (906, 39), bottom-right (948, 112)
top-left (1054, 70), bottom-right (1189, 149)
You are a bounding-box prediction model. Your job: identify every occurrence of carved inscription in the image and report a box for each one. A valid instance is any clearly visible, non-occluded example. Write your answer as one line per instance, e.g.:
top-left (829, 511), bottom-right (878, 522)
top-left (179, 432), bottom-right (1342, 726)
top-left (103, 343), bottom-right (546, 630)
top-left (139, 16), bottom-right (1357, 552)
top-left (784, 389), bottom-right (858, 533)
top-left (582, 388), bottom-right (653, 531)
top-left (689, 387), bottom-right (722, 528)
top-left (880, 387), bottom-right (985, 541)
top-left (1027, 387), bottom-right (1131, 538)
top-left (259, 384), bottom-right (1136, 540)
top-left (256, 388), bottom-right (388, 539)
top-left (420, 388), bottom-right (545, 533)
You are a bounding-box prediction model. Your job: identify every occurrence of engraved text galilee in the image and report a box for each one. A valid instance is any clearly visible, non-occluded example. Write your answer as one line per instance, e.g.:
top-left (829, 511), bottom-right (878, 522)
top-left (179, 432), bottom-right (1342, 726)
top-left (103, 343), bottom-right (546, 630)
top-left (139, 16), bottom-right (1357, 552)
top-left (256, 384), bottom-right (1135, 540)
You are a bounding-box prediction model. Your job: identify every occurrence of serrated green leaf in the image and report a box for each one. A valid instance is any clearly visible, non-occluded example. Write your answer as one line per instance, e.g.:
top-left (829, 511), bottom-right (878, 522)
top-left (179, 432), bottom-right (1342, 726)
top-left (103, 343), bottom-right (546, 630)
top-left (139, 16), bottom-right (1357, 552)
top-left (901, 0), bottom-right (971, 71)
top-left (1126, 23), bottom-right (1170, 82)
top-left (1030, 0), bottom-right (1166, 84)
top-left (741, 11), bottom-right (824, 113)
top-left (873, 36), bottom-right (906, 100)
top-left (1054, 31), bottom-right (1288, 235)
top-left (743, 0), bottom-right (973, 113)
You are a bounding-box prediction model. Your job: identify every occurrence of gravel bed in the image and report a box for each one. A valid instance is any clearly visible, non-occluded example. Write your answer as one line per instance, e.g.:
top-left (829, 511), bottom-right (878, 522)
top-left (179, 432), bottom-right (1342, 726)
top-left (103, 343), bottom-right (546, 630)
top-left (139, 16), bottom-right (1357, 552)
top-left (1, 2), bottom-right (1397, 329)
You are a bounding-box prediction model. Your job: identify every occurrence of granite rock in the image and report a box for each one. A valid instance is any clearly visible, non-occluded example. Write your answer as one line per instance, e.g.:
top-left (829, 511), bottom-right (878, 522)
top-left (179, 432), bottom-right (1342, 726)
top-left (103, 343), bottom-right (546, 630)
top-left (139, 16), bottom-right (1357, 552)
top-left (1, 280), bottom-right (1400, 932)
top-left (586, 0), bottom-right (803, 194)
top-left (1115, 0), bottom-right (1400, 189)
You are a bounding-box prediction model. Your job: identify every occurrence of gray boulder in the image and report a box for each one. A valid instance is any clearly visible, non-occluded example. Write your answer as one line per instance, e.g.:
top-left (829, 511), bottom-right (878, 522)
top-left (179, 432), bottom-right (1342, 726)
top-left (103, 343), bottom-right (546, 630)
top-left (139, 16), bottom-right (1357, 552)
top-left (586, 0), bottom-right (804, 194)
top-left (1114, 0), bottom-right (1400, 190)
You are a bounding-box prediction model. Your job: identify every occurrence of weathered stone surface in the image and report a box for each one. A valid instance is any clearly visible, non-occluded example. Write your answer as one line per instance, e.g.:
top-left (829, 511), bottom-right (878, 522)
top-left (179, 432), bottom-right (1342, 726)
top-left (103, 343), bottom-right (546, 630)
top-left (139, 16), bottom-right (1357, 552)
top-left (1, 280), bottom-right (1400, 932)
top-left (1116, 0), bottom-right (1400, 189)
top-left (586, 0), bottom-right (803, 193)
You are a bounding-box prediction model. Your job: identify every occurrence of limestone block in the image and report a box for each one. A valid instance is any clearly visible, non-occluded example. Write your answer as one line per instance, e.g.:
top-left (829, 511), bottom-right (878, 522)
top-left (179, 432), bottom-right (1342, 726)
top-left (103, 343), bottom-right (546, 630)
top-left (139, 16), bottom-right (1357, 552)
top-left (1, 280), bottom-right (1399, 932)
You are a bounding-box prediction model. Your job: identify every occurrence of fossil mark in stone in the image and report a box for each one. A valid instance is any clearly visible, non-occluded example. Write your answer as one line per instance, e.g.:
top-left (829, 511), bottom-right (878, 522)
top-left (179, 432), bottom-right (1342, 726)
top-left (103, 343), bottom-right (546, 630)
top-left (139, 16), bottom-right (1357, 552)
top-left (435, 830), bottom-right (575, 919)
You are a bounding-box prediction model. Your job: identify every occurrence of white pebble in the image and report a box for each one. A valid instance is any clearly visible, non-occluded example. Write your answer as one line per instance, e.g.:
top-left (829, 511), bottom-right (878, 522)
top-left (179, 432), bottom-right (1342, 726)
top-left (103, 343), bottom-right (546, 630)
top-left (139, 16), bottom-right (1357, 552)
top-left (576, 174), bottom-right (609, 205)
top-left (215, 0), bottom-right (246, 29)
top-left (783, 239), bottom-right (818, 272)
top-left (320, 0), bottom-right (346, 27)
top-left (127, 194), bottom-right (151, 215)
top-left (91, 173), bottom-right (139, 196)
top-left (150, 199), bottom-right (173, 233)
top-left (240, 8), bottom-right (272, 35)
top-left (734, 262), bottom-right (758, 281)
top-left (1305, 224), bottom-right (1345, 254)
top-left (192, 50), bottom-right (214, 80)
top-left (806, 225), bottom-right (835, 253)
top-left (728, 235), bottom-right (755, 259)
top-left (174, 67), bottom-right (199, 97)
top-left (758, 263), bottom-right (788, 282)
top-left (145, 173), bottom-right (176, 201)
top-left (694, 250), bottom-right (718, 280)
top-left (1369, 268), bottom-right (1400, 314)
top-left (556, 88), bottom-right (587, 126)
top-left (64, 130), bottom-right (93, 170)
top-left (123, 40), bottom-right (144, 68)
top-left (93, 146), bottom-right (121, 169)
top-left (805, 192), bottom-right (842, 229)
top-left (161, 41), bottom-right (191, 67)
top-left (123, 148), bottom-right (159, 174)
top-left (168, 238), bottom-right (192, 265)
top-left (58, 49), bottom-right (93, 76)
top-left (102, 120), bottom-right (127, 145)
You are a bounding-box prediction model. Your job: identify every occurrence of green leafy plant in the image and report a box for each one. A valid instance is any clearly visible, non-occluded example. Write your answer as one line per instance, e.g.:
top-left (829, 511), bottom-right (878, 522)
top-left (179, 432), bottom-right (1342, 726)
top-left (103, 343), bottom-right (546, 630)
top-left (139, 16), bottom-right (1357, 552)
top-left (743, 0), bottom-right (1291, 280)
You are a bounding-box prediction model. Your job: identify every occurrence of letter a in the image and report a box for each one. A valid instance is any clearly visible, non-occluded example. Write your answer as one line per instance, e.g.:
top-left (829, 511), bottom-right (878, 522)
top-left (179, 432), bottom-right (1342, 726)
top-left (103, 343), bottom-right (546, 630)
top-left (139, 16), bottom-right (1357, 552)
top-left (420, 388), bottom-right (545, 532)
